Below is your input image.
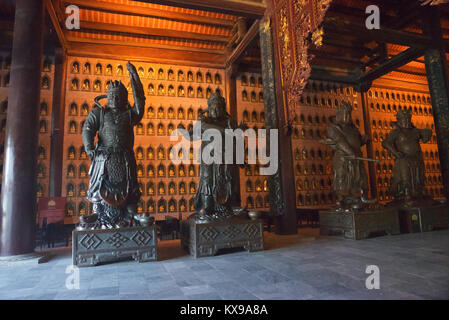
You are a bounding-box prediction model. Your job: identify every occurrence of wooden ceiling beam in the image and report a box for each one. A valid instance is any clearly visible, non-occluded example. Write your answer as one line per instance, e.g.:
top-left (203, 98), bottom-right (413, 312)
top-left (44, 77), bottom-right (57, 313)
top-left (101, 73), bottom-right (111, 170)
top-left (309, 49), bottom-right (363, 64)
top-left (359, 47), bottom-right (426, 84)
top-left (78, 20), bottom-right (230, 43)
top-left (61, 0), bottom-right (235, 28)
top-left (396, 65), bottom-right (427, 76)
top-left (44, 0), bottom-right (68, 49)
top-left (225, 19), bottom-right (260, 69)
top-left (323, 17), bottom-right (432, 48)
top-left (65, 34), bottom-right (225, 55)
top-left (311, 57), bottom-right (362, 72)
top-left (310, 65), bottom-right (358, 85)
top-left (322, 37), bottom-right (372, 54)
top-left (387, 6), bottom-right (421, 30)
top-left (136, 0), bottom-right (266, 19)
top-left (325, 9), bottom-right (449, 52)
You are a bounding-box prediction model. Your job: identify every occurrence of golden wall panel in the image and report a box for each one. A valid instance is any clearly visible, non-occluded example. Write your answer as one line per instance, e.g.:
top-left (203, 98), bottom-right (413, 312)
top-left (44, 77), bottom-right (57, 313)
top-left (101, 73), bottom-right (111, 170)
top-left (236, 72), bottom-right (269, 210)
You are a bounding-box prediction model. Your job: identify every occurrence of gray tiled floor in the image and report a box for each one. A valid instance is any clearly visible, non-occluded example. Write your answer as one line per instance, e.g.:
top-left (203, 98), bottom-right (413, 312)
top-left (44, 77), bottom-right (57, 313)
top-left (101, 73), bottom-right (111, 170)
top-left (0, 229), bottom-right (448, 300)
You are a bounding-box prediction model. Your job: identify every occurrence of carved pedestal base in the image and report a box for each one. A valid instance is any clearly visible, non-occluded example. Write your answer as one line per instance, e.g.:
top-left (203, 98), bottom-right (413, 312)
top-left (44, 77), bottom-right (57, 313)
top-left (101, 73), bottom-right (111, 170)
top-left (72, 226), bottom-right (157, 267)
top-left (319, 207), bottom-right (400, 240)
top-left (399, 204), bottom-right (449, 233)
top-left (180, 216), bottom-right (264, 258)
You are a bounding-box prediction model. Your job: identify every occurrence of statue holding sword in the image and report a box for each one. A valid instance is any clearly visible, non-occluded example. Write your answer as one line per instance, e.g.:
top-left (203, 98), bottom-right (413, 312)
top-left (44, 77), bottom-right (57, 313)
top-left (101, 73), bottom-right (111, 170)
top-left (321, 101), bottom-right (378, 210)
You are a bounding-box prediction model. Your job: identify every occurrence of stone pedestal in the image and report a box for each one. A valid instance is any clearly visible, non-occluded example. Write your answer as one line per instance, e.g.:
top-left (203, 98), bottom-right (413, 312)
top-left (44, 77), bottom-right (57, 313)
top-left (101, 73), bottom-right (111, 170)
top-left (72, 226), bottom-right (157, 267)
top-left (180, 216), bottom-right (264, 258)
top-left (319, 207), bottom-right (400, 240)
top-left (399, 204), bottom-right (449, 233)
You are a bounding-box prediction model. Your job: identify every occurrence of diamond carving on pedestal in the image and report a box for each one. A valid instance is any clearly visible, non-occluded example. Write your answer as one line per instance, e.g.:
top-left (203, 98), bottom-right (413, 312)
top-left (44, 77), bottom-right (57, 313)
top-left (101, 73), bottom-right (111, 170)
top-left (243, 224), bottom-right (260, 239)
top-left (200, 226), bottom-right (219, 241)
top-left (80, 234), bottom-right (103, 250)
top-left (131, 230), bottom-right (153, 246)
top-left (223, 225), bottom-right (241, 239)
top-left (106, 232), bottom-right (129, 248)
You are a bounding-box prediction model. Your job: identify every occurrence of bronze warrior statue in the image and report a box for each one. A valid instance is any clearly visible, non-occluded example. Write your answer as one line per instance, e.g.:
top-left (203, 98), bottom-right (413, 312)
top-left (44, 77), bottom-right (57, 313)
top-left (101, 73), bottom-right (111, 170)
top-left (321, 101), bottom-right (372, 210)
top-left (382, 108), bottom-right (434, 205)
top-left (82, 62), bottom-right (145, 228)
top-left (191, 92), bottom-right (244, 221)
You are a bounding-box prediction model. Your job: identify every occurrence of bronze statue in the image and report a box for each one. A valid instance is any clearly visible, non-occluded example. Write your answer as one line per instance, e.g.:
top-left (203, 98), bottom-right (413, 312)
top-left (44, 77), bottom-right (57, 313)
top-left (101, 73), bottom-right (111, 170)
top-left (321, 101), bottom-right (373, 210)
top-left (382, 108), bottom-right (434, 205)
top-left (190, 93), bottom-right (244, 221)
top-left (81, 62), bottom-right (146, 228)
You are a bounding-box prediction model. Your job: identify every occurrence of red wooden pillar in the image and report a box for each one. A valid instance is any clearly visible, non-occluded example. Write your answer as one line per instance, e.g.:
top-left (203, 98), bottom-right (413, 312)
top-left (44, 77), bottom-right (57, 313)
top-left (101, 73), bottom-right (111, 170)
top-left (0, 0), bottom-right (44, 256)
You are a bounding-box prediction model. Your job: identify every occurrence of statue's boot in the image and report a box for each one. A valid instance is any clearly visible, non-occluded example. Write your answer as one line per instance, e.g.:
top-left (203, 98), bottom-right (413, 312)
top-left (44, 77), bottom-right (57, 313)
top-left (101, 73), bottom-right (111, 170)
top-left (80, 214), bottom-right (98, 224)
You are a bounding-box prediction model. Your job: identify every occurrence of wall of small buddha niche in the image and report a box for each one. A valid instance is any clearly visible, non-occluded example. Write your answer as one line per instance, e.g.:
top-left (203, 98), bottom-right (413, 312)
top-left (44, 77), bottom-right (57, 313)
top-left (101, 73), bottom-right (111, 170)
top-left (0, 51), bottom-right (53, 202)
top-left (63, 57), bottom-right (226, 219)
top-left (235, 73), bottom-right (269, 211)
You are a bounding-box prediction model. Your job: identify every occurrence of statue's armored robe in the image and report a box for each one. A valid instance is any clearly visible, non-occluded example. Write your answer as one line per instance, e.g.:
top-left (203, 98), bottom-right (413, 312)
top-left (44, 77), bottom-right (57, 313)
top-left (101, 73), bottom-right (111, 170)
top-left (383, 127), bottom-right (431, 198)
top-left (193, 117), bottom-right (235, 215)
top-left (391, 155), bottom-right (426, 198)
top-left (194, 162), bottom-right (232, 214)
top-left (327, 123), bottom-right (369, 198)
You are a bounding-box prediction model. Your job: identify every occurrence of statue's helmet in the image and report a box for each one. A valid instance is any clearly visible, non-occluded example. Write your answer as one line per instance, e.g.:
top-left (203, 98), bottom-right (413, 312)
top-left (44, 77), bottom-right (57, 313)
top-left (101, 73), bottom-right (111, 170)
top-left (207, 92), bottom-right (226, 116)
top-left (335, 101), bottom-right (353, 124)
top-left (395, 108), bottom-right (412, 120)
top-left (107, 80), bottom-right (128, 99)
top-left (337, 101), bottom-right (353, 114)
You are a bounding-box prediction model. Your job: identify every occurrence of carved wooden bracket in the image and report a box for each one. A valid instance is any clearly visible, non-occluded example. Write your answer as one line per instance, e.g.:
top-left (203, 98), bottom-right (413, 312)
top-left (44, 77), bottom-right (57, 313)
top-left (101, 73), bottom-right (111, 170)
top-left (272, 0), bottom-right (333, 124)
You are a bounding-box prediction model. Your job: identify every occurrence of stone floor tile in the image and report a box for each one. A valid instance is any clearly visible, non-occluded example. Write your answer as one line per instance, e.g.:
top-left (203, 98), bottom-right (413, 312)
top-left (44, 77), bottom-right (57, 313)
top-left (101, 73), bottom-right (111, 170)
top-left (1, 229), bottom-right (448, 300)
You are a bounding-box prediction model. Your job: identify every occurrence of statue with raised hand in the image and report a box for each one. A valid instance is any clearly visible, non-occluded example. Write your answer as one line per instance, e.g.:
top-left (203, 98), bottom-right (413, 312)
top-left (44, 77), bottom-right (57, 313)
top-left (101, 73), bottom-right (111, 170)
top-left (81, 61), bottom-right (145, 228)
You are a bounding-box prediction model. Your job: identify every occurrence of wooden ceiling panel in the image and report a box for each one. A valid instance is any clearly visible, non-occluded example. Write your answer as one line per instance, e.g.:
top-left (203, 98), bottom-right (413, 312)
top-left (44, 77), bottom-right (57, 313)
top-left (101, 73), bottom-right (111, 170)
top-left (67, 30), bottom-right (226, 51)
top-left (61, 0), bottom-right (236, 28)
top-left (383, 70), bottom-right (428, 83)
top-left (66, 41), bottom-right (226, 67)
top-left (75, 19), bottom-right (231, 43)
top-left (64, 0), bottom-right (239, 22)
top-left (134, 0), bottom-right (266, 18)
top-left (113, 0), bottom-right (239, 20)
top-left (78, 7), bottom-right (233, 36)
top-left (47, 0), bottom-right (252, 63)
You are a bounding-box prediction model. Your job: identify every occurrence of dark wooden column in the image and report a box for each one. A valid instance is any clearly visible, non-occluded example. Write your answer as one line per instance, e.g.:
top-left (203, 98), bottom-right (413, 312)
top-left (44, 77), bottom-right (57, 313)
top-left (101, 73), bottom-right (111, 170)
top-left (225, 65), bottom-right (238, 120)
top-left (49, 48), bottom-right (67, 197)
top-left (422, 6), bottom-right (449, 197)
top-left (0, 0), bottom-right (44, 256)
top-left (259, 17), bottom-right (297, 235)
top-left (225, 65), bottom-right (242, 207)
